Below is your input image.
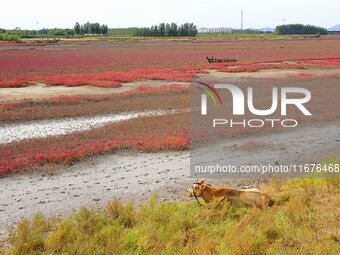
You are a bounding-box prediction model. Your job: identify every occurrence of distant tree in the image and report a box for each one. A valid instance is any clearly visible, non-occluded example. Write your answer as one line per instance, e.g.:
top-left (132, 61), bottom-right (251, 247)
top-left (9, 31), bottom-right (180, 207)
top-left (178, 24), bottom-right (185, 36)
top-left (19, 30), bottom-right (37, 38)
top-left (64, 29), bottom-right (75, 36)
top-left (83, 22), bottom-right (90, 34)
top-left (77, 22), bottom-right (108, 35)
top-left (170, 23), bottom-right (178, 36)
top-left (183, 23), bottom-right (189, 36)
top-left (93, 23), bottom-right (101, 34)
top-left (48, 28), bottom-right (74, 37)
top-left (275, 24), bottom-right (327, 35)
top-left (165, 23), bottom-right (171, 37)
top-left (74, 22), bottom-right (81, 35)
top-left (188, 23), bottom-right (198, 36)
top-left (100, 24), bottom-right (108, 34)
top-left (159, 23), bottom-right (165, 37)
top-left (38, 28), bottom-right (50, 35)
top-left (133, 22), bottom-right (198, 37)
top-left (153, 25), bottom-right (158, 36)
top-left (144, 27), bottom-right (151, 36)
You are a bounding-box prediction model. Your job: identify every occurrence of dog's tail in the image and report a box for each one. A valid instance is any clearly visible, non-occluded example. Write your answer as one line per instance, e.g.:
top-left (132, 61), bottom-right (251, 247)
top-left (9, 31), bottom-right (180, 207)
top-left (263, 194), bottom-right (274, 207)
top-left (268, 198), bottom-right (274, 207)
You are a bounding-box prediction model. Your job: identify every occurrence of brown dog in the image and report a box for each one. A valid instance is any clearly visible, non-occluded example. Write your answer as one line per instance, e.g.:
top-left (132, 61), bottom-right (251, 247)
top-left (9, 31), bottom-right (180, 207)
top-left (187, 179), bottom-right (273, 209)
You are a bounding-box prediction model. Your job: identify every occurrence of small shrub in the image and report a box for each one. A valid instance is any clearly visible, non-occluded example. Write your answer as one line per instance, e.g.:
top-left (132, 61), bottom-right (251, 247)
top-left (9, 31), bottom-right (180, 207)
top-left (0, 33), bottom-right (20, 42)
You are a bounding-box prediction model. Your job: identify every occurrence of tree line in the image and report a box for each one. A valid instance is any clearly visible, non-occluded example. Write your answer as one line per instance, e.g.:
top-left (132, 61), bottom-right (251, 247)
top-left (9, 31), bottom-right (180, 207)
top-left (73, 22), bottom-right (108, 35)
top-left (134, 23), bottom-right (198, 37)
top-left (275, 24), bottom-right (327, 35)
top-left (0, 21), bottom-right (109, 41)
top-left (39, 22), bottom-right (109, 36)
top-left (0, 22), bottom-right (330, 42)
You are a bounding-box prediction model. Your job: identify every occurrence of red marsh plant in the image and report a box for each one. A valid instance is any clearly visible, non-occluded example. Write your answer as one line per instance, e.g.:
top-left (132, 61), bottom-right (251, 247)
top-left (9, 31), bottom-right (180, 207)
top-left (0, 85), bottom-right (190, 122)
top-left (1, 39), bottom-right (339, 87)
top-left (0, 113), bottom-right (189, 175)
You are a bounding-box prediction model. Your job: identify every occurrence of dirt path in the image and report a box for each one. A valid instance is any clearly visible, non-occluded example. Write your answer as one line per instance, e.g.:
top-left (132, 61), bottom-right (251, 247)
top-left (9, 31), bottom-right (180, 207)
top-left (0, 81), bottom-right (190, 102)
top-left (1, 120), bottom-right (339, 239)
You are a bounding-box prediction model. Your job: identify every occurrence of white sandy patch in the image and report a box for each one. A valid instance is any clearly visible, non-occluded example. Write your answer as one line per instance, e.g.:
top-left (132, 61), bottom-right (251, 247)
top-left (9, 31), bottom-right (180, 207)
top-left (0, 109), bottom-right (187, 144)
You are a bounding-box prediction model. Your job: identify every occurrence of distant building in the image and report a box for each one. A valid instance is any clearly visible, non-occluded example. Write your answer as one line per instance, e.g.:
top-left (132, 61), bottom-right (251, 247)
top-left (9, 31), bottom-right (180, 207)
top-left (328, 31), bottom-right (340, 35)
top-left (198, 27), bottom-right (275, 34)
top-left (328, 24), bottom-right (340, 35)
top-left (198, 27), bottom-right (232, 33)
top-left (259, 27), bottom-right (275, 34)
top-left (198, 28), bottom-right (211, 33)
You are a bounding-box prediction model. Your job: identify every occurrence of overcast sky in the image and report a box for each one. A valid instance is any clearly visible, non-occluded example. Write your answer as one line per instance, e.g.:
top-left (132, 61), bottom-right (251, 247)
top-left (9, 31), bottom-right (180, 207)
top-left (1, 0), bottom-right (339, 30)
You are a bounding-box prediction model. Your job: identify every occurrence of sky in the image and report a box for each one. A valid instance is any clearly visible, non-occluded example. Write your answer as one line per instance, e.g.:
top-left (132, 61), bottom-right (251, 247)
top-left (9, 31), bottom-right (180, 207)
top-left (1, 0), bottom-right (339, 30)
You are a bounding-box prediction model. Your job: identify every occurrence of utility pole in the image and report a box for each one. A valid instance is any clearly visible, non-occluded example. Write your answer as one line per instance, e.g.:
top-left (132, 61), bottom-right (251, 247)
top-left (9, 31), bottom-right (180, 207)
top-left (36, 22), bottom-right (39, 31)
top-left (241, 10), bottom-right (244, 30)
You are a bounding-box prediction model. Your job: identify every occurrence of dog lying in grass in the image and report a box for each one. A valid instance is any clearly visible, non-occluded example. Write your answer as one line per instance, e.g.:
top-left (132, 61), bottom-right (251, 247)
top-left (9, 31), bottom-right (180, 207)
top-left (187, 179), bottom-right (273, 209)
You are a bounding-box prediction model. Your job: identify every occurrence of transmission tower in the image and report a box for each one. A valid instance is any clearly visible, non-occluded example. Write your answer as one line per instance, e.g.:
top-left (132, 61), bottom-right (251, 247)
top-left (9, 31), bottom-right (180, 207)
top-left (241, 10), bottom-right (244, 30)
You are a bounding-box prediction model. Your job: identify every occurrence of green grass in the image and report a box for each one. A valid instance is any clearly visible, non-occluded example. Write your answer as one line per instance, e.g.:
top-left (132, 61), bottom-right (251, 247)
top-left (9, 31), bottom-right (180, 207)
top-left (196, 32), bottom-right (329, 40)
top-left (0, 33), bottom-right (20, 42)
top-left (1, 178), bottom-right (339, 255)
top-left (22, 36), bottom-right (196, 43)
top-left (17, 33), bottom-right (332, 43)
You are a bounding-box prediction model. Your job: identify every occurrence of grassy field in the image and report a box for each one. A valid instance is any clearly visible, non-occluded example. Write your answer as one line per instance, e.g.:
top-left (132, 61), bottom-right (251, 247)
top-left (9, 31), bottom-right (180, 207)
top-left (1, 177), bottom-right (339, 255)
top-left (195, 33), bottom-right (340, 41)
top-left (8, 33), bottom-right (340, 44)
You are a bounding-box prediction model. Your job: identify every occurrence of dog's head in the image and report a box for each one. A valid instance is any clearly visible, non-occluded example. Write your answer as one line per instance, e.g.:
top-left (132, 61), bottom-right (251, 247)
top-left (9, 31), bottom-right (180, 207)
top-left (186, 179), bottom-right (210, 197)
top-left (186, 187), bottom-right (194, 197)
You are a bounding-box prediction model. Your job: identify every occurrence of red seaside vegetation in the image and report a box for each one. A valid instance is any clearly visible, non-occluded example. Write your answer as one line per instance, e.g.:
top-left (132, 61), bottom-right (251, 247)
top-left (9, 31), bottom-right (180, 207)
top-left (1, 57), bottom-right (339, 88)
top-left (0, 68), bottom-right (202, 88)
top-left (0, 114), bottom-right (189, 175)
top-left (0, 85), bottom-right (189, 122)
top-left (1, 39), bottom-right (340, 88)
top-left (2, 77), bottom-right (340, 175)
top-left (1, 39), bottom-right (340, 175)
